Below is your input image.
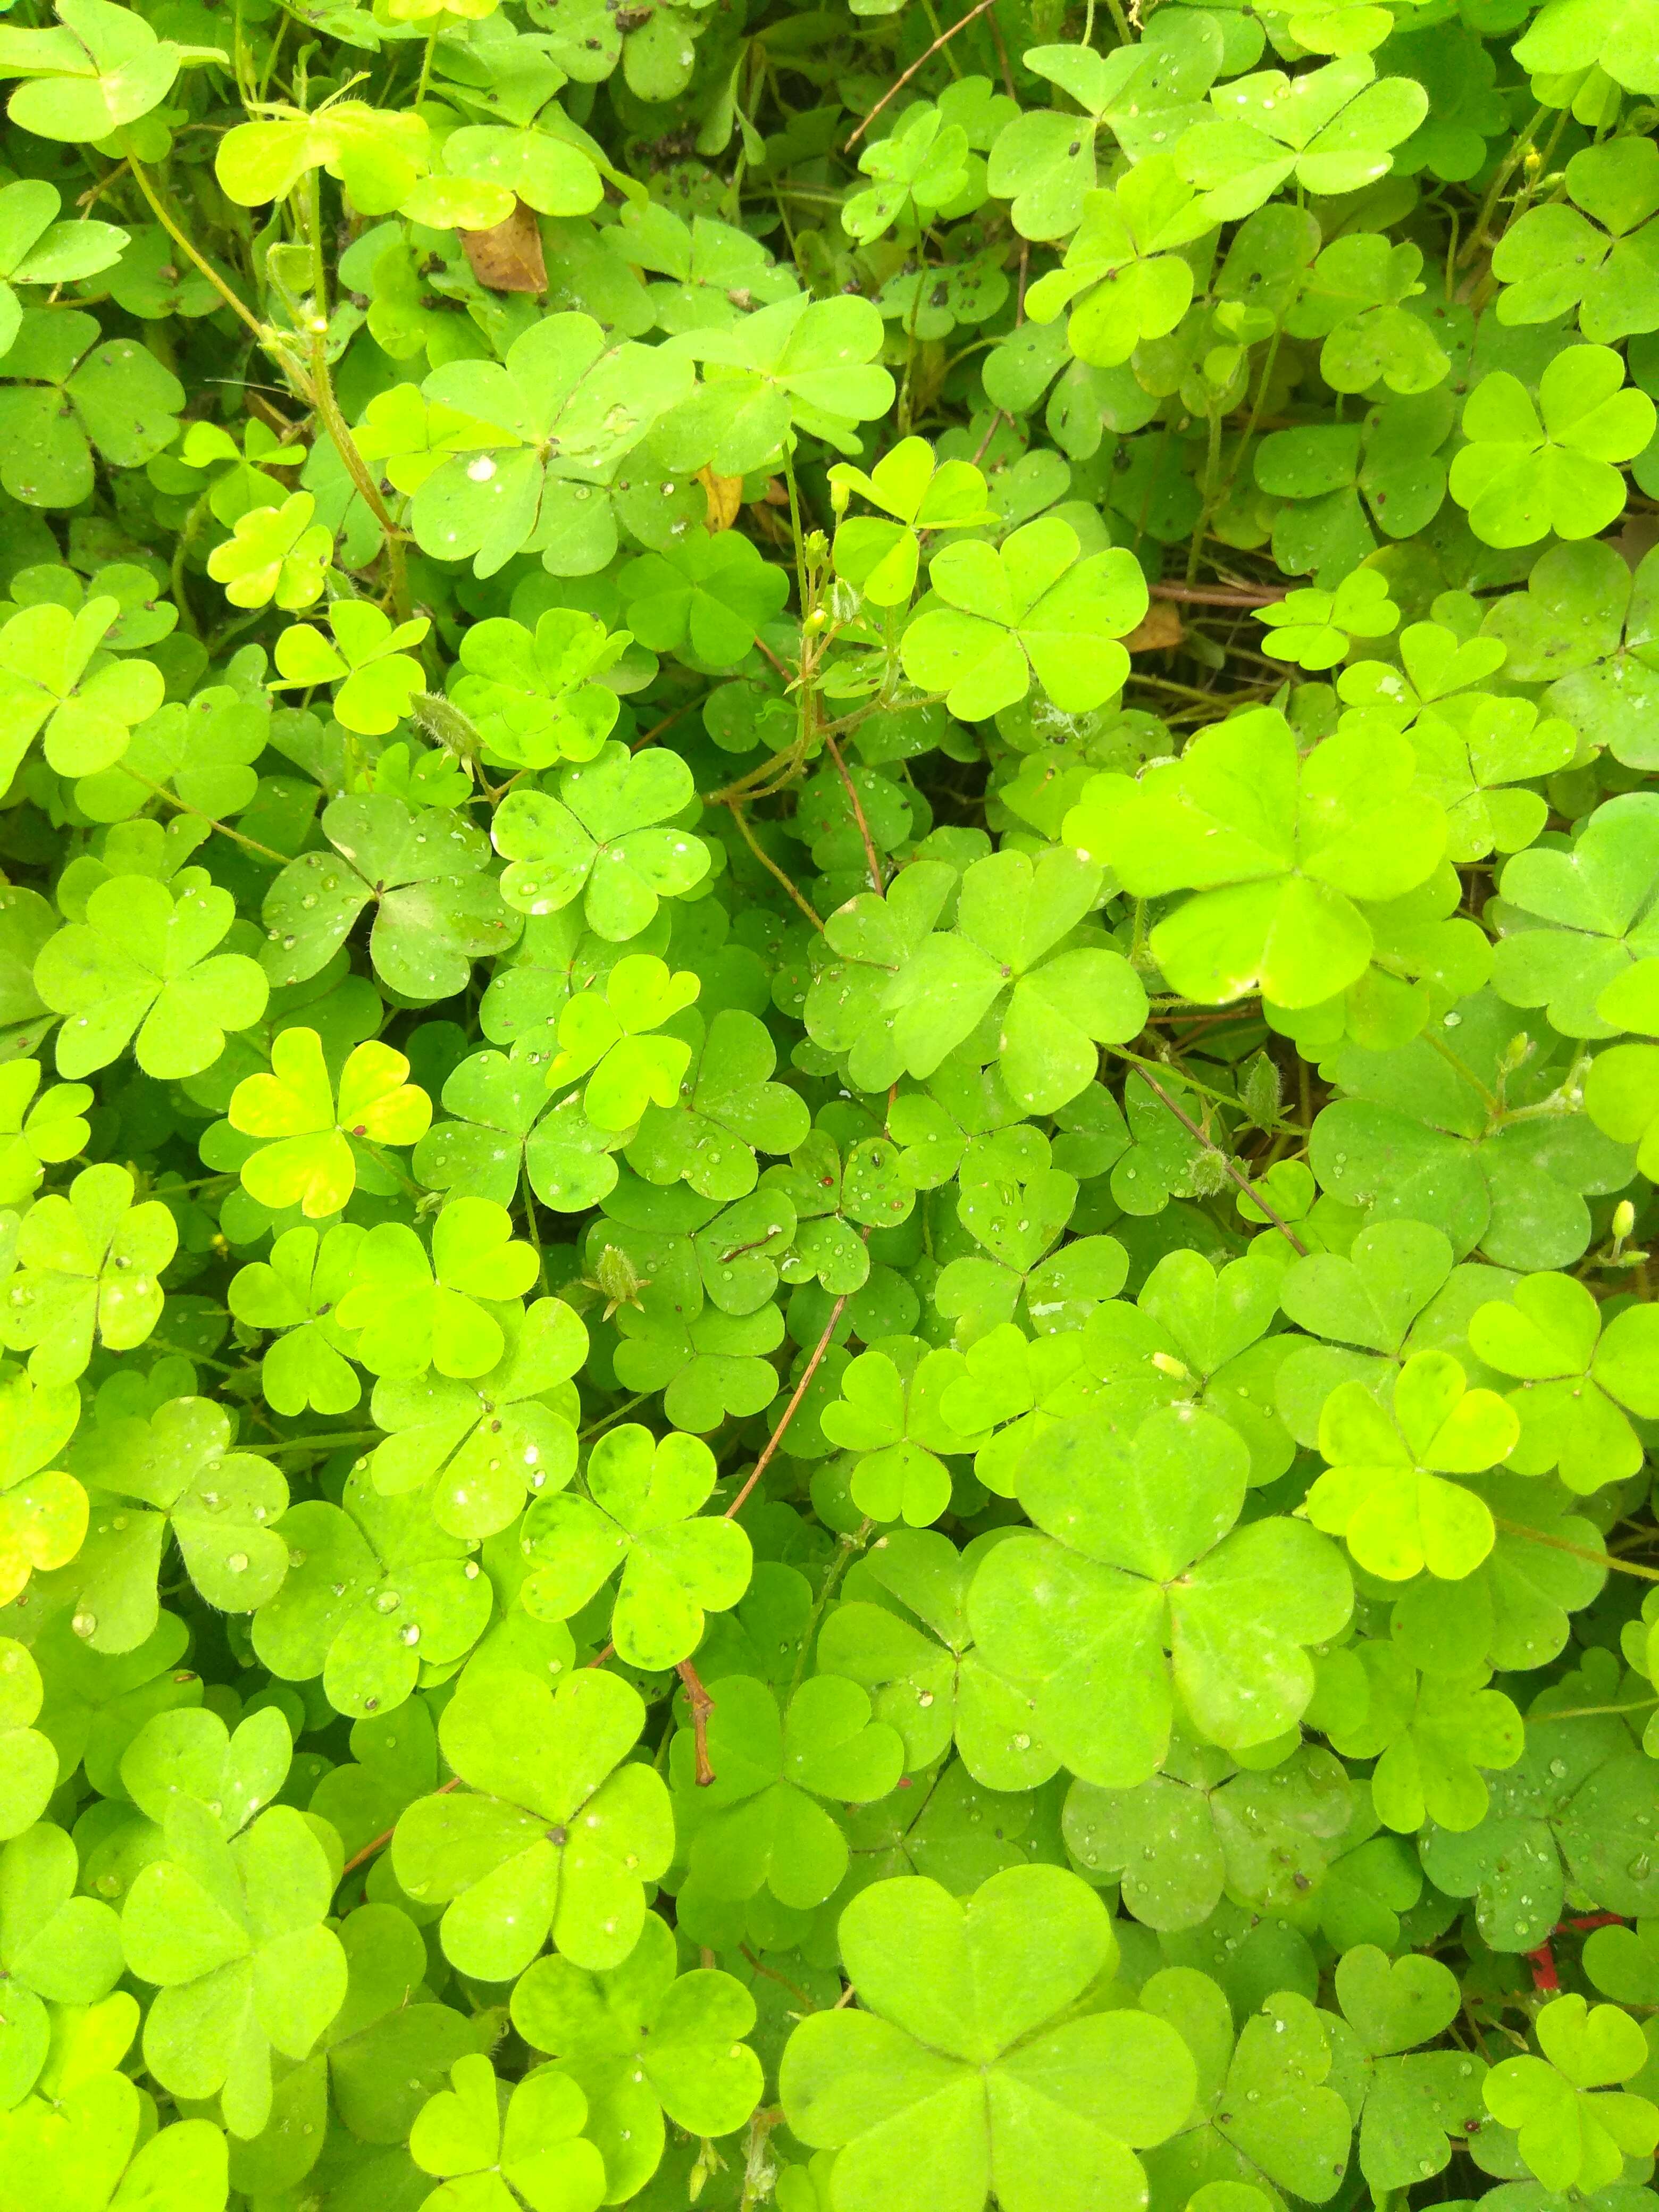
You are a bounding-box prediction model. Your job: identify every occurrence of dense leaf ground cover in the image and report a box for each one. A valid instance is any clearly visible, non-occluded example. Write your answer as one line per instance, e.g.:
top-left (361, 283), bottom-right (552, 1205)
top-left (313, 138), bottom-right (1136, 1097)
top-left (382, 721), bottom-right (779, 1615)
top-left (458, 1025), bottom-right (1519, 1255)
top-left (1, 0), bottom-right (1658, 2208)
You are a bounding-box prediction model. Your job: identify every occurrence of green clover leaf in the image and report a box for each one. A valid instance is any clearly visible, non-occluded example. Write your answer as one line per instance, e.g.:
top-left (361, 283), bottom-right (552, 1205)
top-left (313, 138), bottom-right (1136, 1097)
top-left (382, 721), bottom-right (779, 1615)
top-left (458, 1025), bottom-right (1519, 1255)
top-left (1484, 1995), bottom-right (1659, 2194)
top-left (1176, 56), bottom-right (1428, 221)
top-left (1331, 1945), bottom-right (1487, 2193)
top-left (119, 1700), bottom-right (291, 1841)
top-left (521, 1422), bottom-right (750, 1666)
top-left (390, 1664), bottom-right (674, 1977)
top-left (0, 311), bottom-right (183, 510)
top-left (261, 793), bottom-right (521, 997)
top-left (0, 1059), bottom-right (89, 1206)
top-left (1319, 1637), bottom-right (1522, 1832)
top-left (334, 1197), bottom-right (539, 1378)
top-left (230, 1027), bottom-right (431, 1219)
top-left (1585, 1041), bottom-right (1659, 1177)
top-left (1281, 234), bottom-right (1449, 397)
top-left (408, 2053), bottom-right (605, 2212)
top-left (1489, 792), bottom-right (1659, 1037)
top-left (802, 860), bottom-right (954, 1087)
top-left (75, 665), bottom-right (272, 828)
top-left (409, 313), bottom-right (694, 578)
top-left (1255, 569), bottom-right (1400, 673)
top-left (828, 438), bottom-right (992, 609)
top-left (1513, 0), bottom-right (1659, 99)
top-left (618, 532), bottom-right (790, 669)
top-left (1063, 1737), bottom-right (1353, 1931)
top-left (492, 742), bottom-right (709, 941)
top-left (1308, 1349), bottom-right (1518, 1582)
top-left (669, 1673), bottom-right (902, 1917)
top-left (1310, 990), bottom-right (1633, 1273)
top-left (0, 1640), bottom-right (55, 1842)
top-left (781, 1865), bottom-right (1196, 2212)
top-left (0, 1820), bottom-right (123, 2107)
top-left (1272, 1218), bottom-right (1455, 1443)
top-left (120, 1797), bottom-right (346, 2139)
top-left (0, 0), bottom-right (220, 141)
top-left (821, 1339), bottom-right (977, 1527)
top-left (448, 609), bottom-right (627, 773)
top-left (1494, 140), bottom-right (1659, 345)
top-left (314, 1899), bottom-right (489, 2159)
top-left (253, 1463), bottom-right (491, 1717)
top-left (1024, 156), bottom-right (1213, 368)
top-left (843, 102), bottom-right (974, 243)
top-left (611, 1291), bottom-right (785, 1434)
top-left (901, 516), bottom-right (1148, 719)
top-left (626, 1006), bottom-right (810, 1201)
top-left (548, 954), bottom-right (701, 1130)
top-left (1420, 1665), bottom-right (1659, 1950)
top-left (1142, 1971), bottom-right (1353, 2204)
top-left (1448, 344), bottom-right (1655, 547)
top-left (272, 601), bottom-right (431, 738)
top-left (816, 1527), bottom-right (1054, 1790)
top-left (879, 847), bottom-right (1146, 1111)
top-left (0, 179), bottom-right (127, 360)
top-left (205, 493), bottom-right (333, 612)
top-left (68, 1389), bottom-right (289, 1649)
top-left (1396, 691), bottom-right (1574, 865)
top-left (1069, 707), bottom-right (1447, 1008)
top-left (1467, 1270), bottom-right (1659, 1492)
top-left (217, 102), bottom-right (430, 214)
top-left (425, 118), bottom-right (604, 220)
top-left (415, 1048), bottom-right (627, 1211)
top-left (0, 1162), bottom-right (175, 1382)
top-left (967, 1403), bottom-right (1352, 1782)
top-left (227, 1222), bottom-right (365, 1417)
top-left (510, 1912), bottom-right (763, 2201)
top-left (368, 1296), bottom-right (585, 1540)
top-left (0, 593), bottom-right (163, 787)
top-left (36, 873), bottom-right (267, 1081)
top-left (1065, 1247), bottom-right (1294, 1486)
top-left (660, 295), bottom-right (895, 475)
top-left (0, 1369), bottom-right (84, 1609)
top-left (0, 2055), bottom-right (224, 2208)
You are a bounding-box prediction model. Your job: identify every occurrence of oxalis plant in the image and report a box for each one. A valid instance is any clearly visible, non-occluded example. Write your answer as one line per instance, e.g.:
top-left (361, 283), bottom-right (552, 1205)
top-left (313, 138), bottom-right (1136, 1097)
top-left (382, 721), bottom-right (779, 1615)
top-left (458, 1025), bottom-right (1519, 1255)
top-left (2, 0), bottom-right (1659, 2210)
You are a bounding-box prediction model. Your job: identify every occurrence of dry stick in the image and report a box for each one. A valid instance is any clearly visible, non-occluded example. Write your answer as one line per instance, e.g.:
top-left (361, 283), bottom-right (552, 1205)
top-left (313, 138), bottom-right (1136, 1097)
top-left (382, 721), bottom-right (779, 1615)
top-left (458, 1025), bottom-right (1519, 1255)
top-left (338, 1775), bottom-right (459, 1886)
top-left (824, 730), bottom-right (884, 893)
top-left (1150, 581), bottom-right (1288, 607)
top-left (845, 0), bottom-right (1001, 147)
top-left (726, 799), bottom-right (826, 932)
top-left (1129, 1066), bottom-right (1309, 1257)
top-left (677, 1658), bottom-right (718, 1786)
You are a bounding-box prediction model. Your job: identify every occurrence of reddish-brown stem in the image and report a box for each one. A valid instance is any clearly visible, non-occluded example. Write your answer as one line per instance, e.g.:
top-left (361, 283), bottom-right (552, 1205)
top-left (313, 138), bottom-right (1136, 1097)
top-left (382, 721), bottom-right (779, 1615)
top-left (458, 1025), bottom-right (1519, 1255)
top-left (1129, 1067), bottom-right (1309, 1257)
top-left (337, 1774), bottom-right (459, 1885)
top-left (824, 730), bottom-right (884, 893)
top-left (740, 1944), bottom-right (820, 2009)
top-left (724, 1272), bottom-right (862, 1522)
top-left (844, 0), bottom-right (1000, 147)
top-left (677, 1658), bottom-right (717, 1786)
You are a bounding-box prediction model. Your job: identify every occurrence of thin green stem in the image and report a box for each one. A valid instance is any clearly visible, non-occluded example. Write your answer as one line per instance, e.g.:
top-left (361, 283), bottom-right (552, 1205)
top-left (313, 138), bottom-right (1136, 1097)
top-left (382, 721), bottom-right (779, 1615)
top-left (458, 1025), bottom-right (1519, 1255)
top-left (579, 1390), bottom-right (654, 1442)
top-left (130, 162), bottom-right (271, 351)
top-left (121, 769), bottom-right (292, 864)
top-left (260, 1430), bottom-right (386, 1456)
top-left (1493, 1516), bottom-right (1657, 1583)
top-left (1530, 1697), bottom-right (1659, 1722)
